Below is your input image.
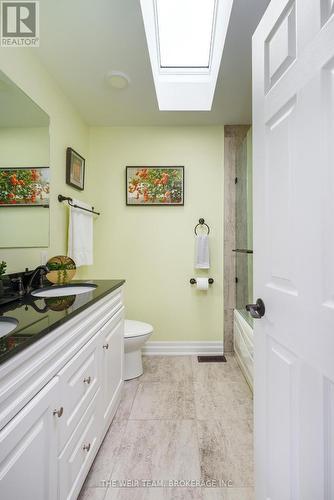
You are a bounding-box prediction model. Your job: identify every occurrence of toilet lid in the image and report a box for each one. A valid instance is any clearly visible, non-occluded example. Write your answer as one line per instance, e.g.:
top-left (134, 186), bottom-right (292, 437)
top-left (124, 319), bottom-right (153, 338)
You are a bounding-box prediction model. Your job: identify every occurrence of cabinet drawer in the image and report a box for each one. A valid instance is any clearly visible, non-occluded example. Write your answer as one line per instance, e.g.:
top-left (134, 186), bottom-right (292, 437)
top-left (58, 388), bottom-right (101, 500)
top-left (57, 331), bottom-right (100, 452)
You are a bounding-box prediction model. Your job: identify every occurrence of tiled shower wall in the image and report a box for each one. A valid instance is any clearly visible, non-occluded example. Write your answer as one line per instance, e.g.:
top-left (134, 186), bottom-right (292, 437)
top-left (223, 125), bottom-right (250, 352)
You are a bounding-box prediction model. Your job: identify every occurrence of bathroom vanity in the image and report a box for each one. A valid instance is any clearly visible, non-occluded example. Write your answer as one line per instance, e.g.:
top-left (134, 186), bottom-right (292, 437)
top-left (0, 280), bottom-right (125, 500)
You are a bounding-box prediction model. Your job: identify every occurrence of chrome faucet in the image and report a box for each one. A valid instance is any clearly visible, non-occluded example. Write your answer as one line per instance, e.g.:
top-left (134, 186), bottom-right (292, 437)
top-left (26, 265), bottom-right (49, 294)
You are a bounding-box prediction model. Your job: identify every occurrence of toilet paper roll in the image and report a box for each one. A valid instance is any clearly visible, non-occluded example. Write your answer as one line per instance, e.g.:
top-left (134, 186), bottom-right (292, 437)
top-left (196, 277), bottom-right (209, 291)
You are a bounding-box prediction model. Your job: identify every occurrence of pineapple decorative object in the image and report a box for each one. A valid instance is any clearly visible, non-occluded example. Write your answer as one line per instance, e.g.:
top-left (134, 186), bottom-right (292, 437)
top-left (46, 256), bottom-right (76, 285)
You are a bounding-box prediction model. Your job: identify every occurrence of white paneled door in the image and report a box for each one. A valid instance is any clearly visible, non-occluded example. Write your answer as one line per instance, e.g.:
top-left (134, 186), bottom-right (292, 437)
top-left (252, 1), bottom-right (334, 499)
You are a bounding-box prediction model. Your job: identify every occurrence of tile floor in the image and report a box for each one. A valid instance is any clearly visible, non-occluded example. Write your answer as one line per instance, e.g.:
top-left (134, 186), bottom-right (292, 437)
top-left (79, 355), bottom-right (254, 500)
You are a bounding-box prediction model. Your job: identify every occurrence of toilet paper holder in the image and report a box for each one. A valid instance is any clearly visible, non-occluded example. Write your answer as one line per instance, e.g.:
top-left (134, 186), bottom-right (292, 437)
top-left (190, 278), bottom-right (214, 285)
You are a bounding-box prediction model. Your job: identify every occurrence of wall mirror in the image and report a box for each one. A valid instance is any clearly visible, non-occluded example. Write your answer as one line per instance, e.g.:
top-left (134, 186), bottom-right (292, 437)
top-left (0, 70), bottom-right (50, 248)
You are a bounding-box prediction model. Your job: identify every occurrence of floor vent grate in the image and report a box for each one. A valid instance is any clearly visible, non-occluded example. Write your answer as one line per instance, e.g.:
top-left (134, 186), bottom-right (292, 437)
top-left (197, 355), bottom-right (227, 363)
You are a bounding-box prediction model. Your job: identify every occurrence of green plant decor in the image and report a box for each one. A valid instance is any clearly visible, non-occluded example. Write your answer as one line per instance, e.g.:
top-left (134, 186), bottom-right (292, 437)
top-left (0, 261), bottom-right (6, 294)
top-left (0, 261), bottom-right (6, 278)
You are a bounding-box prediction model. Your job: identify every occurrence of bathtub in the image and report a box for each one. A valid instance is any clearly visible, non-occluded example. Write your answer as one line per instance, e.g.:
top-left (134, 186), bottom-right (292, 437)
top-left (233, 309), bottom-right (254, 391)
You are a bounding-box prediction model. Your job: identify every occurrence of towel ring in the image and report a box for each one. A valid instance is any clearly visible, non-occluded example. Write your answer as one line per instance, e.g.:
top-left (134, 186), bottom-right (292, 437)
top-left (194, 218), bottom-right (210, 235)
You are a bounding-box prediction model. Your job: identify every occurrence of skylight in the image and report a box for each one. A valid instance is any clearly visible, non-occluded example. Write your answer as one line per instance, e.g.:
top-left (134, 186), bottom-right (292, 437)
top-left (140, 0), bottom-right (234, 110)
top-left (156, 0), bottom-right (216, 68)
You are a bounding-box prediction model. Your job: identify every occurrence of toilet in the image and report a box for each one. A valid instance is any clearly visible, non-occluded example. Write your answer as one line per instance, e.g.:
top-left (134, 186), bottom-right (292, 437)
top-left (124, 320), bottom-right (153, 380)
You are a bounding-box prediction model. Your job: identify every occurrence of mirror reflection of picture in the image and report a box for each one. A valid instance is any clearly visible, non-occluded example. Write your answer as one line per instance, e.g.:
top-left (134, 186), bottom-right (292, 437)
top-left (66, 147), bottom-right (85, 190)
top-left (0, 167), bottom-right (50, 207)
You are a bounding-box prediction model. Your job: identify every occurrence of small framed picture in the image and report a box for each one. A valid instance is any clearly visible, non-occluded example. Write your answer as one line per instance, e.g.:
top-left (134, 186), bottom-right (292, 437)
top-left (66, 147), bottom-right (85, 190)
top-left (126, 166), bottom-right (184, 206)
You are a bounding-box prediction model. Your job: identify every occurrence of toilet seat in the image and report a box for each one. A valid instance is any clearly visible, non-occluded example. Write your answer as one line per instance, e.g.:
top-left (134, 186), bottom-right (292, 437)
top-left (124, 319), bottom-right (153, 339)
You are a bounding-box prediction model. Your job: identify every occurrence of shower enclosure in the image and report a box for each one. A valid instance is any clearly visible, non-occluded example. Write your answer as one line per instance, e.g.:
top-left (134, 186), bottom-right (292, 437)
top-left (233, 129), bottom-right (254, 388)
top-left (235, 131), bottom-right (253, 326)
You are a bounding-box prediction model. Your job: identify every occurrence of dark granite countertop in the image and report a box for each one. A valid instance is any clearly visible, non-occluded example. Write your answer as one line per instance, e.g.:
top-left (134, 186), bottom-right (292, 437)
top-left (0, 280), bottom-right (125, 366)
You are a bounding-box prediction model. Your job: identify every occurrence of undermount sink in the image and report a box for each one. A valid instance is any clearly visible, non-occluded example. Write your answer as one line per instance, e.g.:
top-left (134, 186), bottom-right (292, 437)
top-left (31, 284), bottom-right (97, 298)
top-left (0, 317), bottom-right (18, 338)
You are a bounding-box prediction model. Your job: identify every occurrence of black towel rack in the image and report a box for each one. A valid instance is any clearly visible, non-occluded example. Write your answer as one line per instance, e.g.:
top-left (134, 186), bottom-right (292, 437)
top-left (58, 194), bottom-right (100, 216)
top-left (194, 218), bottom-right (210, 235)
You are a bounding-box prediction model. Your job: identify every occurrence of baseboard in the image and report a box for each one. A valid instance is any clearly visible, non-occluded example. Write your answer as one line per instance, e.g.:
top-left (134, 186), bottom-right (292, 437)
top-left (142, 341), bottom-right (224, 356)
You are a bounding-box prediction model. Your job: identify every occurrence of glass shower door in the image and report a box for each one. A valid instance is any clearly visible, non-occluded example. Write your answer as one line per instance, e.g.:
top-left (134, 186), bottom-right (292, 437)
top-left (235, 133), bottom-right (253, 326)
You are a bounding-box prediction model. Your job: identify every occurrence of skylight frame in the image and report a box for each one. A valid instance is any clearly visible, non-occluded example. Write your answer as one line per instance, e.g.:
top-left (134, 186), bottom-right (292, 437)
top-left (154, 0), bottom-right (218, 71)
top-left (140, 0), bottom-right (234, 111)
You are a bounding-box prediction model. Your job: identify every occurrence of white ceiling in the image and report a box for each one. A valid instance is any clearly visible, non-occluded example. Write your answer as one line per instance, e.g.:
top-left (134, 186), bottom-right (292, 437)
top-left (35, 0), bottom-right (270, 126)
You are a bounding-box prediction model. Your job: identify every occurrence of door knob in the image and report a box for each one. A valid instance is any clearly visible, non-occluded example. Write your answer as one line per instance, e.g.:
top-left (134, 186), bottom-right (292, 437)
top-left (83, 443), bottom-right (91, 452)
top-left (103, 343), bottom-right (109, 350)
top-left (246, 298), bottom-right (265, 319)
top-left (83, 376), bottom-right (91, 384)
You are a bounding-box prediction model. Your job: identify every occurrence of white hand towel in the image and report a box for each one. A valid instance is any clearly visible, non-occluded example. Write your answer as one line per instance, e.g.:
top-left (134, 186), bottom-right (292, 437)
top-left (195, 234), bottom-right (210, 269)
top-left (68, 199), bottom-right (93, 267)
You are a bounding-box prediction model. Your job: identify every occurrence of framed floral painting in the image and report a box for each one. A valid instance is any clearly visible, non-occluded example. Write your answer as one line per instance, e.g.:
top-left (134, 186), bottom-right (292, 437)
top-left (0, 167), bottom-right (50, 206)
top-left (126, 166), bottom-right (184, 206)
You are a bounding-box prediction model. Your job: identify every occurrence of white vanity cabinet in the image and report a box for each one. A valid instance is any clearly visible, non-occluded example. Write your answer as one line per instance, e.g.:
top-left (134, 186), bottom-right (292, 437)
top-left (0, 285), bottom-right (124, 500)
top-left (100, 313), bottom-right (124, 430)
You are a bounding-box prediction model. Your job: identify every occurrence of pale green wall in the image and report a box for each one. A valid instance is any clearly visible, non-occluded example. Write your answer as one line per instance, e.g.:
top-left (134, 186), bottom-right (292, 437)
top-left (0, 127), bottom-right (49, 166)
top-left (80, 126), bottom-right (224, 342)
top-left (0, 49), bottom-right (89, 273)
top-left (0, 51), bottom-right (225, 343)
top-left (0, 127), bottom-right (50, 248)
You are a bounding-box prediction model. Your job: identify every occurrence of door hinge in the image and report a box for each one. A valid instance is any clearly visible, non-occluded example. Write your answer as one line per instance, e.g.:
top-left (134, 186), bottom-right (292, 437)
top-left (235, 177), bottom-right (238, 184)
top-left (235, 277), bottom-right (238, 283)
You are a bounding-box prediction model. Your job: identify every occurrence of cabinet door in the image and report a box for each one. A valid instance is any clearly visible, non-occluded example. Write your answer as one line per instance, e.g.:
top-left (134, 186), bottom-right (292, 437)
top-left (0, 377), bottom-right (60, 500)
top-left (100, 308), bottom-right (124, 429)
